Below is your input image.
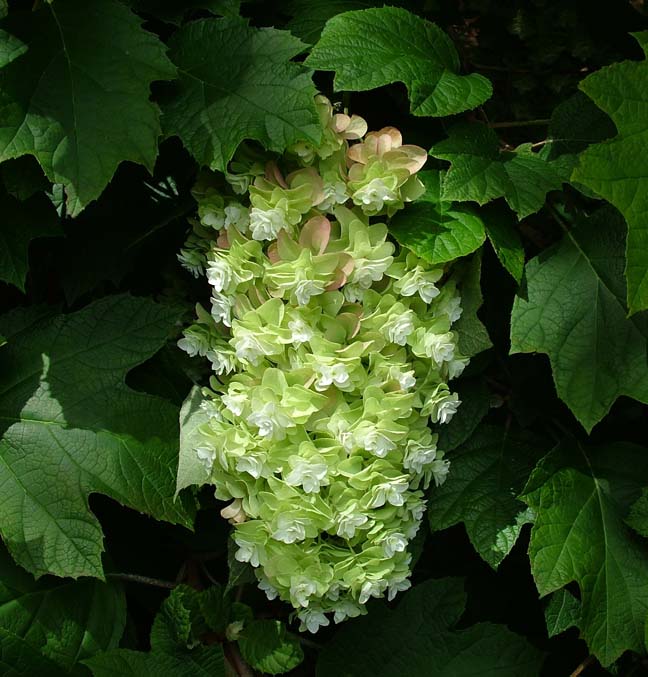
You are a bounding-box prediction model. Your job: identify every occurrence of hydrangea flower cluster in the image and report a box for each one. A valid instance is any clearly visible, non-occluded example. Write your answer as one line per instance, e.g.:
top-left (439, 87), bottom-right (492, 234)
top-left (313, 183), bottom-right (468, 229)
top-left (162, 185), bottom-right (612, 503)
top-left (178, 96), bottom-right (467, 633)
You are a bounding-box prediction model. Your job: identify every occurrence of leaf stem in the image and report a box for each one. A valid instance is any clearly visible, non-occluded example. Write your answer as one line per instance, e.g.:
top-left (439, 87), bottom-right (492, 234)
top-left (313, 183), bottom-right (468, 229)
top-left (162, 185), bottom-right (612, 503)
top-left (570, 654), bottom-right (596, 677)
top-left (107, 572), bottom-right (177, 589)
top-left (488, 119), bottom-right (550, 129)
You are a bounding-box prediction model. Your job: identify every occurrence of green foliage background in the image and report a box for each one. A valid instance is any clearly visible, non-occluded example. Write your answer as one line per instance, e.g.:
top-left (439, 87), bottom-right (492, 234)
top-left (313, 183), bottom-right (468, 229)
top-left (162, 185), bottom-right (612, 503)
top-left (1, 0), bottom-right (648, 675)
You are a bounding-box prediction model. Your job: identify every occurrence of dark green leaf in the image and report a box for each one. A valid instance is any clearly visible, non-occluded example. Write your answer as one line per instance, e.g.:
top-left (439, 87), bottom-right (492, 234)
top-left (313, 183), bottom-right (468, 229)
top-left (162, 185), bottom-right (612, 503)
top-left (0, 189), bottom-right (60, 291)
top-left (0, 544), bottom-right (125, 671)
top-left (544, 590), bottom-right (580, 638)
top-left (428, 425), bottom-right (543, 569)
top-left (317, 578), bottom-right (543, 676)
top-left (0, 0), bottom-right (176, 215)
top-left (163, 18), bottom-right (321, 172)
top-left (430, 123), bottom-right (572, 219)
top-left (305, 7), bottom-right (492, 116)
top-left (572, 32), bottom-right (648, 314)
top-left (0, 295), bottom-right (195, 579)
top-left (239, 620), bottom-right (304, 675)
top-left (522, 440), bottom-right (648, 665)
top-left (510, 206), bottom-right (648, 432)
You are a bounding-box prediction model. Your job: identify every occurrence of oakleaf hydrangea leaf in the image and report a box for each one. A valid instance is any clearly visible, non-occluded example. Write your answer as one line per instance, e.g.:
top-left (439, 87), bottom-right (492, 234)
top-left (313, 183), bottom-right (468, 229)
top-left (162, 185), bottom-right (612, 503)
top-left (84, 585), bottom-right (226, 677)
top-left (0, 189), bottom-right (60, 291)
top-left (428, 425), bottom-right (544, 569)
top-left (388, 170), bottom-right (486, 265)
top-left (544, 590), bottom-right (580, 639)
top-left (481, 204), bottom-right (525, 283)
top-left (521, 441), bottom-right (648, 666)
top-left (238, 620), bottom-right (304, 675)
top-left (0, 0), bottom-right (176, 216)
top-left (305, 7), bottom-right (492, 116)
top-left (0, 544), bottom-right (125, 671)
top-left (163, 18), bottom-right (321, 172)
top-left (430, 122), bottom-right (572, 219)
top-left (572, 32), bottom-right (648, 314)
top-left (286, 0), bottom-right (386, 45)
top-left (510, 206), bottom-right (648, 432)
top-left (318, 578), bottom-right (543, 676)
top-left (452, 253), bottom-right (492, 358)
top-left (0, 295), bottom-right (195, 579)
top-left (627, 488), bottom-right (648, 538)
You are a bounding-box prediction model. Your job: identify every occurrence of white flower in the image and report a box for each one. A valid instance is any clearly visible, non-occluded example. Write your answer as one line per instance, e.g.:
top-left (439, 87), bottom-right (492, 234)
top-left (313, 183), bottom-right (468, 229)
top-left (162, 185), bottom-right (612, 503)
top-left (272, 514), bottom-right (309, 544)
top-left (381, 532), bottom-right (408, 558)
top-left (298, 608), bottom-right (330, 633)
top-left (437, 293), bottom-right (463, 323)
top-left (319, 180), bottom-right (348, 212)
top-left (249, 206), bottom-right (287, 241)
top-left (290, 577), bottom-right (318, 607)
top-left (426, 392), bottom-right (461, 425)
top-left (397, 369), bottom-right (416, 390)
top-left (206, 258), bottom-right (232, 292)
top-left (351, 257), bottom-right (392, 289)
top-left (200, 206), bottom-right (225, 229)
top-left (362, 428), bottom-right (396, 458)
top-left (448, 357), bottom-right (469, 380)
top-left (404, 441), bottom-right (439, 474)
top-left (384, 311), bottom-right (415, 346)
top-left (352, 177), bottom-right (398, 212)
top-left (332, 600), bottom-right (365, 624)
top-left (396, 267), bottom-right (442, 303)
top-left (224, 202), bottom-right (250, 233)
top-left (358, 579), bottom-right (387, 604)
top-left (177, 248), bottom-right (204, 278)
top-left (369, 478), bottom-right (409, 508)
top-left (315, 362), bottom-right (351, 391)
top-left (336, 509), bottom-right (368, 539)
top-left (195, 445), bottom-right (216, 471)
top-left (387, 577), bottom-right (411, 601)
top-left (430, 458), bottom-right (451, 486)
top-left (285, 458), bottom-right (329, 493)
top-left (235, 453), bottom-right (267, 479)
top-left (288, 318), bottom-right (313, 345)
top-left (295, 279), bottom-right (326, 306)
top-left (258, 577), bottom-right (279, 601)
top-left (206, 348), bottom-right (236, 376)
top-left (247, 402), bottom-right (293, 440)
top-left (210, 292), bottom-right (232, 327)
top-left (177, 332), bottom-right (209, 358)
top-left (421, 331), bottom-right (455, 365)
top-left (199, 399), bottom-right (223, 420)
top-left (234, 538), bottom-right (264, 568)
top-left (343, 283), bottom-right (366, 303)
top-left (233, 333), bottom-right (267, 365)
top-left (222, 390), bottom-right (247, 417)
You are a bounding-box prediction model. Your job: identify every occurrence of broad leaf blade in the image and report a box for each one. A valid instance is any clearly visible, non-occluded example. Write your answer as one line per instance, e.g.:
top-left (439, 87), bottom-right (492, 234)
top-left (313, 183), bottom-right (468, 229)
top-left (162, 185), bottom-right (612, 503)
top-left (428, 425), bottom-right (543, 569)
top-left (430, 123), bottom-right (571, 219)
top-left (0, 190), bottom-right (60, 291)
top-left (163, 18), bottom-right (321, 171)
top-left (523, 448), bottom-right (648, 666)
top-left (238, 620), bottom-right (304, 675)
top-left (0, 544), bottom-right (125, 671)
top-left (305, 7), bottom-right (492, 117)
top-left (510, 206), bottom-right (648, 431)
top-left (0, 0), bottom-right (176, 216)
top-left (317, 578), bottom-right (543, 676)
top-left (0, 295), bottom-right (195, 579)
top-left (572, 33), bottom-right (648, 314)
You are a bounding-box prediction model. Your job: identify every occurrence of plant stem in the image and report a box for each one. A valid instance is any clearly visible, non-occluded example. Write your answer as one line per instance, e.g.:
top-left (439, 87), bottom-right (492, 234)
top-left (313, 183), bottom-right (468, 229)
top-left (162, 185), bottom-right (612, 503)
top-left (107, 573), bottom-right (176, 589)
top-left (489, 119), bottom-right (550, 129)
top-left (570, 654), bottom-right (596, 677)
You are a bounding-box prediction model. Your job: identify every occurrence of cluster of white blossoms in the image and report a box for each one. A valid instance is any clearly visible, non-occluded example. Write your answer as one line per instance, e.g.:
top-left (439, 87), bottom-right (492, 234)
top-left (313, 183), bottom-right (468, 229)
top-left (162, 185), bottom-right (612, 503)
top-left (178, 96), bottom-right (467, 633)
